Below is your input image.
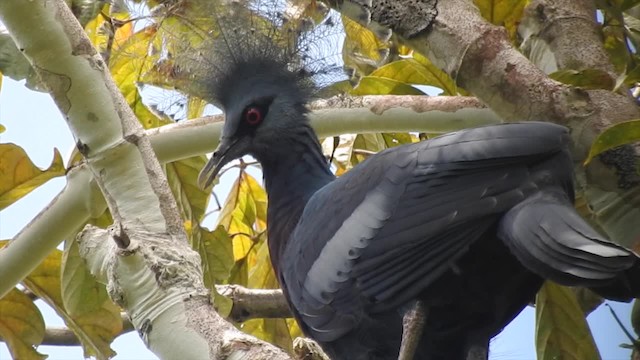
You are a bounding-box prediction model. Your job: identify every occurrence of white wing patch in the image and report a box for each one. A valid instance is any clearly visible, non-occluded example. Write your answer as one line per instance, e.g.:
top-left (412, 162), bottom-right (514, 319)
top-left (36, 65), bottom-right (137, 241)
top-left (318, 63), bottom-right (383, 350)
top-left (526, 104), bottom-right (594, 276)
top-left (303, 180), bottom-right (402, 305)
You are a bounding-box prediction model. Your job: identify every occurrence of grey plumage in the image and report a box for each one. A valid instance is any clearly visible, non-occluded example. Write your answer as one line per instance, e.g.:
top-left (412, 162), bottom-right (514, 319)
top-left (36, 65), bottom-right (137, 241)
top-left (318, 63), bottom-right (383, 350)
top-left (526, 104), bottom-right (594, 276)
top-left (193, 3), bottom-right (640, 359)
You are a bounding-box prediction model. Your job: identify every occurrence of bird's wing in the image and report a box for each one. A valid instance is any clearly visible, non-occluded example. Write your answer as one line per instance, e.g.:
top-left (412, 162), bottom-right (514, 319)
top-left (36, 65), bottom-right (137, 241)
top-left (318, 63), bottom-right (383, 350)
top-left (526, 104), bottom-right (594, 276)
top-left (281, 122), bottom-right (574, 341)
top-left (497, 189), bottom-right (638, 293)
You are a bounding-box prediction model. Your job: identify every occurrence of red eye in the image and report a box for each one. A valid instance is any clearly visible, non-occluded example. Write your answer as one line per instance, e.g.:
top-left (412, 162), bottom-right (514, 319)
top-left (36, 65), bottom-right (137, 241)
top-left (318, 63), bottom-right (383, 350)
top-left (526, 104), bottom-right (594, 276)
top-left (244, 107), bottom-right (263, 125)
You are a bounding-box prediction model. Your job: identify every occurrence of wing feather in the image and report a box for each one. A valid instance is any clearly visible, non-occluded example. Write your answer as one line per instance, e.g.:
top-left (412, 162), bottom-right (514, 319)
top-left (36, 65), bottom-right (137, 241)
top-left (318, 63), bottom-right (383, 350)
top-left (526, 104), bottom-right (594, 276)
top-left (282, 122), bottom-right (575, 341)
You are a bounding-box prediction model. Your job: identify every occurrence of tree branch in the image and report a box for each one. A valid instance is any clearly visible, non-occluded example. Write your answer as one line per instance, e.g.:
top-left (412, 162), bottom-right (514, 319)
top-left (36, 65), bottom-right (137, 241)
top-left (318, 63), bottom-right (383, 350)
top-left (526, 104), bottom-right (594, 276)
top-left (150, 95), bottom-right (499, 163)
top-left (9, 286), bottom-right (289, 347)
top-left (216, 285), bottom-right (290, 322)
top-left (0, 1), bottom-right (290, 358)
top-left (520, 0), bottom-right (617, 80)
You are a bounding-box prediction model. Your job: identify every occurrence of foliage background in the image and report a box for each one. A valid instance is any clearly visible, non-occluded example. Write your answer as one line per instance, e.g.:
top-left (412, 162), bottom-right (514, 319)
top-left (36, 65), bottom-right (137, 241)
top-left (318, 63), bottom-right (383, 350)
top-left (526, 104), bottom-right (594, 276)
top-left (1, 0), bottom-right (639, 359)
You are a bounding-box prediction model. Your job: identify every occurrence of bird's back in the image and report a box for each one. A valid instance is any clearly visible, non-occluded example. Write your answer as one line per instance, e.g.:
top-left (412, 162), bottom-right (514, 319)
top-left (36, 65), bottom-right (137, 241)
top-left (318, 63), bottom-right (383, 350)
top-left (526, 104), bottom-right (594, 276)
top-left (278, 122), bottom-right (639, 359)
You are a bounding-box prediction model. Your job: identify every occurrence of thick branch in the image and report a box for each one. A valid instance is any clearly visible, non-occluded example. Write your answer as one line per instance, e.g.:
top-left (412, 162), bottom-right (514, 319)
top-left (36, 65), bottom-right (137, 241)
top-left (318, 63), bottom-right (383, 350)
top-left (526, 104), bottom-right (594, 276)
top-left (216, 285), bottom-right (290, 321)
top-left (0, 1), bottom-right (290, 359)
top-left (150, 95), bottom-right (499, 162)
top-left (12, 286), bottom-right (288, 347)
top-left (39, 314), bottom-right (135, 346)
top-left (520, 0), bottom-right (617, 79)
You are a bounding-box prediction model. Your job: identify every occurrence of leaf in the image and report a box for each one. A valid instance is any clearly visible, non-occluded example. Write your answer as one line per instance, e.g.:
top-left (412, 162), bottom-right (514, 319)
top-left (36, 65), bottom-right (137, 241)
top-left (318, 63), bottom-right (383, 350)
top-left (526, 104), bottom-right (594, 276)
top-left (247, 234), bottom-right (277, 290)
top-left (473, 0), bottom-right (527, 40)
top-left (381, 133), bottom-right (417, 148)
top-left (0, 288), bottom-right (46, 360)
top-left (618, 64), bottom-right (640, 89)
top-left (351, 76), bottom-right (425, 95)
top-left (109, 25), bottom-right (167, 128)
top-left (351, 133), bottom-right (386, 165)
top-left (585, 119), bottom-right (640, 164)
top-left (198, 225), bottom-right (235, 288)
top-left (166, 155), bottom-right (211, 224)
top-left (342, 15), bottom-right (389, 77)
top-left (25, 240), bottom-right (121, 359)
top-left (371, 58), bottom-right (458, 95)
top-left (240, 238), bottom-right (294, 352)
top-left (0, 31), bottom-right (35, 83)
top-left (322, 134), bottom-right (357, 176)
top-left (0, 143), bottom-right (65, 210)
top-left (602, 23), bottom-right (631, 74)
top-left (218, 171), bottom-right (267, 260)
top-left (549, 69), bottom-right (615, 90)
top-left (536, 282), bottom-right (601, 360)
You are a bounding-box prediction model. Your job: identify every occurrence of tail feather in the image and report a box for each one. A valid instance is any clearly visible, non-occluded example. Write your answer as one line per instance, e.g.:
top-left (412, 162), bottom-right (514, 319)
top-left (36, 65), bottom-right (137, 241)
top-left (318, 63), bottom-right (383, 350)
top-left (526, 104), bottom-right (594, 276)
top-left (497, 189), bottom-right (639, 300)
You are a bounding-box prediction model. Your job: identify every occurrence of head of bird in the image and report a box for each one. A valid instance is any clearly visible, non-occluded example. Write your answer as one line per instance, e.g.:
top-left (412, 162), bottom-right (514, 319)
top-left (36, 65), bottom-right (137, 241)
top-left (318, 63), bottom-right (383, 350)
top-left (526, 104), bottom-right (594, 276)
top-left (197, 58), bottom-right (314, 189)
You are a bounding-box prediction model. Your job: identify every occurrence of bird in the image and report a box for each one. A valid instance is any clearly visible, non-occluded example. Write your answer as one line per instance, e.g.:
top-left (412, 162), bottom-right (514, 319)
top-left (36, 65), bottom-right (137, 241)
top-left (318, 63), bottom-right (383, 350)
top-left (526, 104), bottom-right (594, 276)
top-left (193, 7), bottom-right (640, 360)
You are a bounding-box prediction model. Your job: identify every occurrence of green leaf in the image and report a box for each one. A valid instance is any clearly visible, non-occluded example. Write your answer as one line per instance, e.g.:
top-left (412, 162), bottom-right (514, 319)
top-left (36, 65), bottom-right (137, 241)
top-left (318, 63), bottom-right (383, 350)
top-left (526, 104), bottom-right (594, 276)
top-left (351, 133), bottom-right (386, 165)
top-left (0, 288), bottom-right (46, 360)
top-left (166, 155), bottom-right (211, 224)
top-left (585, 119), bottom-right (640, 164)
top-left (0, 143), bottom-right (65, 210)
top-left (602, 23), bottom-right (631, 74)
top-left (549, 69), bottom-right (614, 90)
top-left (536, 282), bottom-right (601, 360)
top-left (351, 76), bottom-right (425, 95)
top-left (198, 225), bottom-right (235, 288)
top-left (26, 241), bottom-right (122, 359)
top-left (0, 32), bottom-right (36, 84)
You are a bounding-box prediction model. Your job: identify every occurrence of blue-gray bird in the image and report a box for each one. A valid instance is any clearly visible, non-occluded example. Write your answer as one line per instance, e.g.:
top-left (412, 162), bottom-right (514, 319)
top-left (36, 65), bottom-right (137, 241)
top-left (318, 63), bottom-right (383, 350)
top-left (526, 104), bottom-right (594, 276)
top-left (195, 9), bottom-right (640, 360)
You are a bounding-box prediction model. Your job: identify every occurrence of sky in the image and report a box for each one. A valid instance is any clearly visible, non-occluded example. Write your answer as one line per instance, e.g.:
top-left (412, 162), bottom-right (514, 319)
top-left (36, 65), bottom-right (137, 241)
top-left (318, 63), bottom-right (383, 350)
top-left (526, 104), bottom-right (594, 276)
top-left (0, 75), bottom-right (637, 360)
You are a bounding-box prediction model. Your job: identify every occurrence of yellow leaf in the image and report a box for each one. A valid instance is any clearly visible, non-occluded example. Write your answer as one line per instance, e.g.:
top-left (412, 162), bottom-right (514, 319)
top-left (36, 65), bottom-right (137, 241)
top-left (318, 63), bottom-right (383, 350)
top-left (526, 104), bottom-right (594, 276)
top-left (247, 235), bottom-right (277, 290)
top-left (342, 15), bottom-right (389, 77)
top-left (536, 282), bottom-right (601, 360)
top-left (0, 288), bottom-right (46, 360)
top-left (187, 97), bottom-right (208, 119)
top-left (371, 58), bottom-right (458, 95)
top-left (110, 26), bottom-right (166, 129)
top-left (0, 143), bottom-right (65, 210)
top-left (473, 0), bottom-right (527, 40)
top-left (218, 172), bottom-right (267, 260)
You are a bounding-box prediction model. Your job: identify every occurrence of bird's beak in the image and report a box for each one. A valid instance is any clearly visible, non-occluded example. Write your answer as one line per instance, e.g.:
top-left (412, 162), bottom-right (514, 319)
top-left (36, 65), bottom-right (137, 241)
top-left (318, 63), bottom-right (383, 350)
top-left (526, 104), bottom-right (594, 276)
top-left (197, 136), bottom-right (245, 189)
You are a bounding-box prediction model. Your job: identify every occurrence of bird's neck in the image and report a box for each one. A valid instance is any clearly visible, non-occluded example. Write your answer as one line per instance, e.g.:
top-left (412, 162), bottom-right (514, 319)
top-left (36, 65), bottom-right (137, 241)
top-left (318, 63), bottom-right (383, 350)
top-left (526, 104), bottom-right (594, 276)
top-left (257, 124), bottom-right (334, 273)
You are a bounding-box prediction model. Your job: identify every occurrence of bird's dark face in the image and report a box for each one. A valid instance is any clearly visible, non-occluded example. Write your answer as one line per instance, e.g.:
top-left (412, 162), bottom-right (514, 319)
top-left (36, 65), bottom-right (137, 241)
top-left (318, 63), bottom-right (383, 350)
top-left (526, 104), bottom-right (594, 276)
top-left (197, 60), bottom-right (312, 189)
top-left (197, 87), bottom-right (309, 190)
top-left (197, 94), bottom-right (274, 189)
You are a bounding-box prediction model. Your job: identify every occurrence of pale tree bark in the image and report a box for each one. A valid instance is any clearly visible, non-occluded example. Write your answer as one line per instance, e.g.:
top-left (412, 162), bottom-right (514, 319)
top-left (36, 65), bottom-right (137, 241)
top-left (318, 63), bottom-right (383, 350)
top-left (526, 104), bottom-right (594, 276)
top-left (520, 0), bottom-right (617, 79)
top-left (0, 0), bottom-right (289, 358)
top-left (3, 0), bottom-right (637, 358)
